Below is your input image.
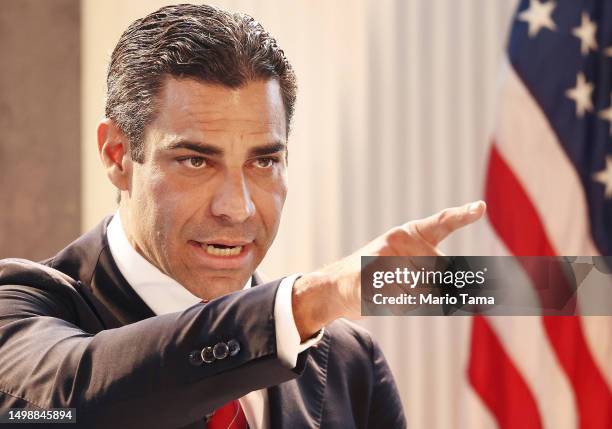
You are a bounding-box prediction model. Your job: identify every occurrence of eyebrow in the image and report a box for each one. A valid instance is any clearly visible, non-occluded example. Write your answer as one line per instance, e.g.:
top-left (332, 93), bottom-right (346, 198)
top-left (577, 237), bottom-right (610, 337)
top-left (248, 142), bottom-right (287, 157)
top-left (162, 140), bottom-right (287, 157)
top-left (163, 141), bottom-right (223, 156)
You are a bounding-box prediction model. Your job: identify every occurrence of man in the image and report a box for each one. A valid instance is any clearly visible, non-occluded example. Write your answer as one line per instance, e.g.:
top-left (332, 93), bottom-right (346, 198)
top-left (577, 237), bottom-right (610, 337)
top-left (0, 4), bottom-right (485, 428)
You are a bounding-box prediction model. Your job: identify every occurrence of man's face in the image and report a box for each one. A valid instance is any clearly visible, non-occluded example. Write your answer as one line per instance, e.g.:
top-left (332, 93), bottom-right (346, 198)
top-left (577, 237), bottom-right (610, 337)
top-left (120, 77), bottom-right (288, 300)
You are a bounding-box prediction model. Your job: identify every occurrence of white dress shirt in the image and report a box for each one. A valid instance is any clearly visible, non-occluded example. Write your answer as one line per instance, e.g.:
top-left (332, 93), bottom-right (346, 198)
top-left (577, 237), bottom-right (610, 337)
top-left (106, 212), bottom-right (321, 428)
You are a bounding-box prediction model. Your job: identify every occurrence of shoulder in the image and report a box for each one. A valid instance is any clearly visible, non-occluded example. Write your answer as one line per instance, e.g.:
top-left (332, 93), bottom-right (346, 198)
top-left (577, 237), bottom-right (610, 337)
top-left (321, 319), bottom-right (395, 379)
top-left (322, 319), bottom-right (378, 367)
top-left (0, 258), bottom-right (82, 321)
top-left (326, 318), bottom-right (374, 349)
top-left (0, 258), bottom-right (78, 291)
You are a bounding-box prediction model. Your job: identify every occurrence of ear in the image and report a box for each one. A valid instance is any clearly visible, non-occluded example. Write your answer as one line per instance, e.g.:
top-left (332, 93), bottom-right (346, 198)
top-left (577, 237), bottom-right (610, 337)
top-left (97, 118), bottom-right (132, 191)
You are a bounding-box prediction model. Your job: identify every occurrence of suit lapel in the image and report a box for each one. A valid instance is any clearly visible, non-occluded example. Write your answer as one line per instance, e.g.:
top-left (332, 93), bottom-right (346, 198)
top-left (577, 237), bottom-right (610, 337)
top-left (267, 329), bottom-right (330, 428)
top-left (87, 244), bottom-right (156, 327)
top-left (251, 271), bottom-right (264, 286)
top-left (45, 215), bottom-right (155, 328)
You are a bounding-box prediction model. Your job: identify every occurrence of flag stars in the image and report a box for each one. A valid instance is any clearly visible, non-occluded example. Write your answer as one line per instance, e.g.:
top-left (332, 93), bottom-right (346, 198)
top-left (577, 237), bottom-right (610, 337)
top-left (572, 12), bottom-right (598, 56)
top-left (593, 156), bottom-right (612, 199)
top-left (566, 72), bottom-right (594, 117)
top-left (598, 95), bottom-right (612, 135)
top-left (518, 0), bottom-right (557, 38)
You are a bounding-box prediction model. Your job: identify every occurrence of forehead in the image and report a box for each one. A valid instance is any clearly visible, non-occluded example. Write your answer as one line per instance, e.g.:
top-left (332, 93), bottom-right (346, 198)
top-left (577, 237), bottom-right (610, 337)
top-left (148, 76), bottom-right (287, 145)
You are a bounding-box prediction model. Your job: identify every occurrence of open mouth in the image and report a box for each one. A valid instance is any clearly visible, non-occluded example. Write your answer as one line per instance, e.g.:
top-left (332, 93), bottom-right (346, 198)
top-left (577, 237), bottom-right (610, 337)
top-left (202, 243), bottom-right (244, 257)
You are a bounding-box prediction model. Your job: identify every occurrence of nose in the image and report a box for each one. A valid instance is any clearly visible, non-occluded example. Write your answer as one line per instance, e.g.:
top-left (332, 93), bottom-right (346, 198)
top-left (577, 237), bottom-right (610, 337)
top-left (210, 169), bottom-right (256, 224)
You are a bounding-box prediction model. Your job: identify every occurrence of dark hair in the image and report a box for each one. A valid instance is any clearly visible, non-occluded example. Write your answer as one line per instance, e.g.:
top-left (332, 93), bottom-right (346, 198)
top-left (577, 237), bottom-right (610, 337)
top-left (105, 3), bottom-right (297, 163)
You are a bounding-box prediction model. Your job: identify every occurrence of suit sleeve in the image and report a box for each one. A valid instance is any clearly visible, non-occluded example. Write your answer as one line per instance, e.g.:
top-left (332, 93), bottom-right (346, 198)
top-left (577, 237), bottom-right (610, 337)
top-left (0, 264), bottom-right (308, 428)
top-left (368, 335), bottom-right (407, 429)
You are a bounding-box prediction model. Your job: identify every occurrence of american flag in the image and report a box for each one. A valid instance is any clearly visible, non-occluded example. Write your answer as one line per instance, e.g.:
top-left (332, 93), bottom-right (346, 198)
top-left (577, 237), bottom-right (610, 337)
top-left (469, 0), bottom-right (612, 428)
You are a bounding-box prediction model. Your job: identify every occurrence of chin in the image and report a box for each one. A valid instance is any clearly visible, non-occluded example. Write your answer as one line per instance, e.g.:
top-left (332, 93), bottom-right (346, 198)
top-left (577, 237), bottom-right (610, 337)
top-left (187, 273), bottom-right (251, 300)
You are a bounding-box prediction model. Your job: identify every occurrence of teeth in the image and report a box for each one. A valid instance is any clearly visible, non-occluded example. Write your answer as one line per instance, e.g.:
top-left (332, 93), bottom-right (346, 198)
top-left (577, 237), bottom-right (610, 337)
top-left (203, 244), bottom-right (243, 256)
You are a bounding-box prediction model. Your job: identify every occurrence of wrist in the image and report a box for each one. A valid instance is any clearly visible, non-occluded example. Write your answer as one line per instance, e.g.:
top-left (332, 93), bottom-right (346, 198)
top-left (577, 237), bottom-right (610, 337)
top-left (291, 272), bottom-right (342, 341)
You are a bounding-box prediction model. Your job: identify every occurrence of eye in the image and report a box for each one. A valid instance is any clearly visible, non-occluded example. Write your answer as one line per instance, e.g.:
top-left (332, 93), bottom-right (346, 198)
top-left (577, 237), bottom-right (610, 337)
top-left (253, 157), bottom-right (278, 169)
top-left (178, 157), bottom-right (207, 169)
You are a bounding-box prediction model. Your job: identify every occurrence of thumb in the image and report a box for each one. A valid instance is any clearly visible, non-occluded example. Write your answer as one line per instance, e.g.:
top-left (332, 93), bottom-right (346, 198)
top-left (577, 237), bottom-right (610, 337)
top-left (406, 200), bottom-right (486, 246)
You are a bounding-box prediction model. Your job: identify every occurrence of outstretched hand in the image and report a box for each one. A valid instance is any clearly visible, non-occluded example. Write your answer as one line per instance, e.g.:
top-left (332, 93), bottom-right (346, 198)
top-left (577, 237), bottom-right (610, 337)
top-left (292, 201), bottom-right (487, 339)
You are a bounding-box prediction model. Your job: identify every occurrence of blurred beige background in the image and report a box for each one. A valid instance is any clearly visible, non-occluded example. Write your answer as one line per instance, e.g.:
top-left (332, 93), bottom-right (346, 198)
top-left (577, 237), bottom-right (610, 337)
top-left (2, 1), bottom-right (521, 427)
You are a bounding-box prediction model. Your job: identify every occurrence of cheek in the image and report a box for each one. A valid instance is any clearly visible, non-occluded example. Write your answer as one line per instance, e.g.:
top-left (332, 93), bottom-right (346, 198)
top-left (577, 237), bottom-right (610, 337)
top-left (272, 169), bottom-right (288, 210)
top-left (253, 174), bottom-right (287, 231)
top-left (132, 167), bottom-right (183, 244)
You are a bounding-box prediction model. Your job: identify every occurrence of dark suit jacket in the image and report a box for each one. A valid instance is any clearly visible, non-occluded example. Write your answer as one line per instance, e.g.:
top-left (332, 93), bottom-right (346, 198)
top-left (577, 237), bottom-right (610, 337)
top-left (0, 217), bottom-right (406, 428)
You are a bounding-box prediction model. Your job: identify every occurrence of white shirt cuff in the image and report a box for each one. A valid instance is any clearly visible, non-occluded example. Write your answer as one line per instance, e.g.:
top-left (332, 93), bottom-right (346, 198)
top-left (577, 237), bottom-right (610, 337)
top-left (274, 273), bottom-right (325, 368)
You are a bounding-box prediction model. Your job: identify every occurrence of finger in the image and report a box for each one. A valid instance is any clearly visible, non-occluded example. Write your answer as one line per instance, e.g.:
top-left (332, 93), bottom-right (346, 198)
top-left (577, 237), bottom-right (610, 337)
top-left (406, 200), bottom-right (486, 246)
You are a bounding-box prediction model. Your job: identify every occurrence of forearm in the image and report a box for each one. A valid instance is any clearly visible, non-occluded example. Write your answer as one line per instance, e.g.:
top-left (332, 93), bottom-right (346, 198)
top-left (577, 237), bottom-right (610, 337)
top-left (0, 281), bottom-right (304, 428)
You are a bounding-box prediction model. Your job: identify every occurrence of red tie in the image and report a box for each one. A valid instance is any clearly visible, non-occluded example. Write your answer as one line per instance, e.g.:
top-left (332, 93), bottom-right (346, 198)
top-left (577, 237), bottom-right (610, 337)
top-left (207, 400), bottom-right (248, 429)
